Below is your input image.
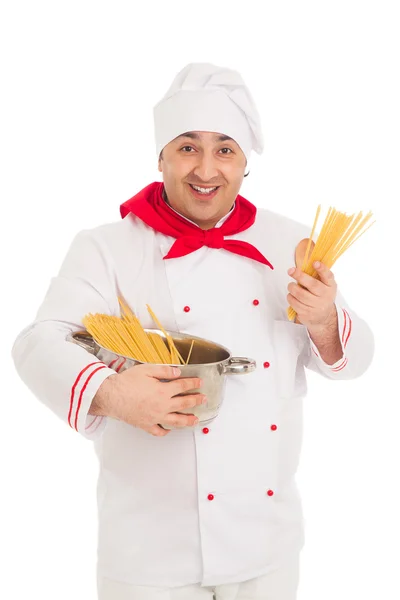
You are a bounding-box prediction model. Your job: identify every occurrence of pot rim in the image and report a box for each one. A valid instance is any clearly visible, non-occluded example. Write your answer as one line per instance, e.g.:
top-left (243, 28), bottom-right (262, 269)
top-left (68, 328), bottom-right (234, 367)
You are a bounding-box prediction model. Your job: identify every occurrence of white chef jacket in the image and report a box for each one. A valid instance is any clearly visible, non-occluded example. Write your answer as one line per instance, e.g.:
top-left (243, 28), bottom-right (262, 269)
top-left (11, 203), bottom-right (374, 587)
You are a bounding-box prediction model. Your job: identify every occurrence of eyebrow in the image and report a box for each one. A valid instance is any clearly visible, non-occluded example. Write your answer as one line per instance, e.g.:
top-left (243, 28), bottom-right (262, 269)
top-left (177, 132), bottom-right (234, 143)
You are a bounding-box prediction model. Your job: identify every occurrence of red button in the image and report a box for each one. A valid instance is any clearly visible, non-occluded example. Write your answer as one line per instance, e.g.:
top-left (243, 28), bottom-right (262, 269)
top-left (267, 490), bottom-right (274, 497)
top-left (263, 361), bottom-right (270, 368)
top-left (184, 306), bottom-right (191, 313)
top-left (202, 427), bottom-right (209, 434)
top-left (208, 494), bottom-right (214, 501)
top-left (271, 424), bottom-right (277, 431)
top-left (253, 299), bottom-right (260, 306)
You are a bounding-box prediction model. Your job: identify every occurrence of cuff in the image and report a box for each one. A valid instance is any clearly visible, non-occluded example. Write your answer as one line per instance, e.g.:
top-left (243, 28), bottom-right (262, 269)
top-left (68, 361), bottom-right (116, 438)
top-left (307, 303), bottom-right (353, 371)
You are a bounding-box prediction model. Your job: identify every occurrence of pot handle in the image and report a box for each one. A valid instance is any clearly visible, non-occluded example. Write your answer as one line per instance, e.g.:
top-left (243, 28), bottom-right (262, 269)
top-left (66, 331), bottom-right (97, 355)
top-left (222, 357), bottom-right (256, 375)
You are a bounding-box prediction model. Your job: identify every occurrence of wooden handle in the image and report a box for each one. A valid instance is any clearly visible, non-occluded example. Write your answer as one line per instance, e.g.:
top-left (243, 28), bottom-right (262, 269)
top-left (295, 237), bottom-right (315, 270)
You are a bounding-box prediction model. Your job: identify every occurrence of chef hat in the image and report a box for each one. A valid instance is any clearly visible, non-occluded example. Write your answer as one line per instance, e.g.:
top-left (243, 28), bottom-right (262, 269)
top-left (153, 62), bottom-right (264, 162)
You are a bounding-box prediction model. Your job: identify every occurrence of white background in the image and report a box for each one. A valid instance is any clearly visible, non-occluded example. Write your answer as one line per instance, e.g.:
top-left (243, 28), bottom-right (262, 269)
top-left (1, 1), bottom-right (399, 598)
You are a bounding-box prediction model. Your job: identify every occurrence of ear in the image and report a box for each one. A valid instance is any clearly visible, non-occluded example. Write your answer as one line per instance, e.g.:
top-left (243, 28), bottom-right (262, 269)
top-left (158, 150), bottom-right (164, 173)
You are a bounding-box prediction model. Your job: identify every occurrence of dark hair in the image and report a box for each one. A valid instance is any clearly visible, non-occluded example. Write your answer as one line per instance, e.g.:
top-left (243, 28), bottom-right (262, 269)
top-left (159, 150), bottom-right (250, 177)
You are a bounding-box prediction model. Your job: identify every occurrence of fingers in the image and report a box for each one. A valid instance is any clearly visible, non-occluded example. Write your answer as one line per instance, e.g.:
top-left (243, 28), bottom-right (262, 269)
top-left (162, 412), bottom-right (199, 428)
top-left (170, 393), bottom-right (207, 412)
top-left (288, 263), bottom-right (336, 290)
top-left (147, 424), bottom-right (171, 437)
top-left (287, 293), bottom-right (309, 313)
top-left (140, 364), bottom-right (182, 380)
top-left (313, 261), bottom-right (336, 286)
top-left (287, 283), bottom-right (317, 307)
top-left (288, 269), bottom-right (325, 295)
top-left (166, 377), bottom-right (202, 396)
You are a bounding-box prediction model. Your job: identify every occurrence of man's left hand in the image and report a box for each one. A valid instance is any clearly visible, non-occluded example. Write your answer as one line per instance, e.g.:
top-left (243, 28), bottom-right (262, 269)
top-left (287, 261), bottom-right (338, 329)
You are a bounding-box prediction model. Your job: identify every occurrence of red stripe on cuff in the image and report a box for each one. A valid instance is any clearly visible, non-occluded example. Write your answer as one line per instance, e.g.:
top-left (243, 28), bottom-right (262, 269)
top-left (74, 365), bottom-right (107, 431)
top-left (341, 308), bottom-right (348, 345)
top-left (312, 347), bottom-right (319, 357)
top-left (69, 362), bottom-right (102, 428)
top-left (115, 358), bottom-right (126, 373)
top-left (91, 416), bottom-right (104, 434)
top-left (343, 309), bottom-right (352, 348)
top-left (85, 416), bottom-right (98, 430)
top-left (85, 415), bottom-right (104, 434)
top-left (84, 356), bottom-right (118, 432)
top-left (331, 358), bottom-right (348, 372)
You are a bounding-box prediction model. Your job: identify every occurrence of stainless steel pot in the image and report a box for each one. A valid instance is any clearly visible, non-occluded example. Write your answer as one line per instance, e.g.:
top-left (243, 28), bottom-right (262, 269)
top-left (67, 329), bottom-right (256, 427)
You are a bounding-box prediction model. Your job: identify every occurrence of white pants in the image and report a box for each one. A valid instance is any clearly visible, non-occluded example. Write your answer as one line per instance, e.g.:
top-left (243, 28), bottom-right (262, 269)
top-left (98, 555), bottom-right (300, 600)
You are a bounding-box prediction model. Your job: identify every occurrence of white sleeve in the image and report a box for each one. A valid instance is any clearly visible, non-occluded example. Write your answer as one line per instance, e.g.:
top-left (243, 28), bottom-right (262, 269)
top-left (11, 229), bottom-right (119, 440)
top-left (303, 288), bottom-right (374, 380)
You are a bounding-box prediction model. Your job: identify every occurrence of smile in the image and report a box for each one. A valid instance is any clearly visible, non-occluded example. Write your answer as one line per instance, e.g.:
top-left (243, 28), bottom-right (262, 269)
top-left (189, 184), bottom-right (220, 196)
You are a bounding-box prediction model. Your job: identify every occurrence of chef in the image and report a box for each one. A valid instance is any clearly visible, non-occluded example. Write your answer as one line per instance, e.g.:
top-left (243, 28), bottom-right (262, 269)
top-left (12, 62), bottom-right (374, 600)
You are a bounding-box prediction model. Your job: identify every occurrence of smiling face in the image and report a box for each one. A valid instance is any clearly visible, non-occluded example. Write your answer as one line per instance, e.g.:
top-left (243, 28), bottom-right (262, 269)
top-left (158, 131), bottom-right (247, 230)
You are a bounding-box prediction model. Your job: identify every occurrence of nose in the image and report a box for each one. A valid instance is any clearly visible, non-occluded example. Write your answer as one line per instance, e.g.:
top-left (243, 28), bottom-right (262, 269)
top-left (193, 150), bottom-right (220, 184)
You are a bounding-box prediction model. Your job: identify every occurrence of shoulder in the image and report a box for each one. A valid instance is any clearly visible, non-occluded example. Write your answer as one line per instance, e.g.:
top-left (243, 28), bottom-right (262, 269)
top-left (248, 207), bottom-right (312, 272)
top-left (72, 214), bottom-right (152, 249)
top-left (254, 207), bottom-right (310, 240)
top-left (61, 215), bottom-right (157, 273)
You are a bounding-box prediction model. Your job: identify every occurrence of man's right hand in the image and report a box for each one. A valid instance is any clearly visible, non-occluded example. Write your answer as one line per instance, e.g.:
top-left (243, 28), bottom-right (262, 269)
top-left (89, 364), bottom-right (206, 437)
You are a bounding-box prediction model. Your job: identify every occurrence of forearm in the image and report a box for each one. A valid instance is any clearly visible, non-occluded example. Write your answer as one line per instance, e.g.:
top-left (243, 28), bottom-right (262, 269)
top-left (89, 374), bottom-right (118, 417)
top-left (305, 307), bottom-right (343, 366)
top-left (304, 297), bottom-right (374, 380)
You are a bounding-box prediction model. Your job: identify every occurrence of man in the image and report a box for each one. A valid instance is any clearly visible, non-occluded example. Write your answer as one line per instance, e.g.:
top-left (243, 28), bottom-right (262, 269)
top-left (12, 62), bottom-right (374, 599)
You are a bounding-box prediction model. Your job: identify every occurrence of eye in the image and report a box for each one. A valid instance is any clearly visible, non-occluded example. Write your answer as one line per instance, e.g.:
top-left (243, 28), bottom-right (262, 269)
top-left (179, 145), bottom-right (233, 154)
top-left (220, 148), bottom-right (233, 154)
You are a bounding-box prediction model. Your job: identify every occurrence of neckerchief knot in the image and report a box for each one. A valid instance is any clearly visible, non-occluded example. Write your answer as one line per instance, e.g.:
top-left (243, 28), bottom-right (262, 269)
top-left (203, 228), bottom-right (224, 249)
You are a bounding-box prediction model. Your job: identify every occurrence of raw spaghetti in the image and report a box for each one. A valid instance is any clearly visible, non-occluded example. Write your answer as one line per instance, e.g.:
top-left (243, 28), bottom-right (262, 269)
top-left (83, 298), bottom-right (195, 365)
top-left (287, 205), bottom-right (375, 321)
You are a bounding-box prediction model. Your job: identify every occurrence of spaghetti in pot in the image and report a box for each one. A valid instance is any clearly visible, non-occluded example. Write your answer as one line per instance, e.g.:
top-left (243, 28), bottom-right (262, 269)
top-left (83, 298), bottom-right (195, 365)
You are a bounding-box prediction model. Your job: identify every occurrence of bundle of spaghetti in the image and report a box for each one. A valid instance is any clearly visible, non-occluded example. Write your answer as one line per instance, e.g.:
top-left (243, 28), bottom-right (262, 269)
top-left (118, 299), bottom-right (163, 363)
top-left (146, 304), bottom-right (185, 364)
top-left (287, 205), bottom-right (375, 321)
top-left (82, 298), bottom-right (193, 365)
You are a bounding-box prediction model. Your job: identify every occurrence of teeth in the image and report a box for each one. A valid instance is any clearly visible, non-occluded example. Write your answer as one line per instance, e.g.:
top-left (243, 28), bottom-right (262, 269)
top-left (191, 185), bottom-right (218, 194)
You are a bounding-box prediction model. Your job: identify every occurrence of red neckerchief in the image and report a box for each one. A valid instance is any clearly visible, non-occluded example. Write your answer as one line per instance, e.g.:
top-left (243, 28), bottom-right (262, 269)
top-left (120, 181), bottom-right (273, 269)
